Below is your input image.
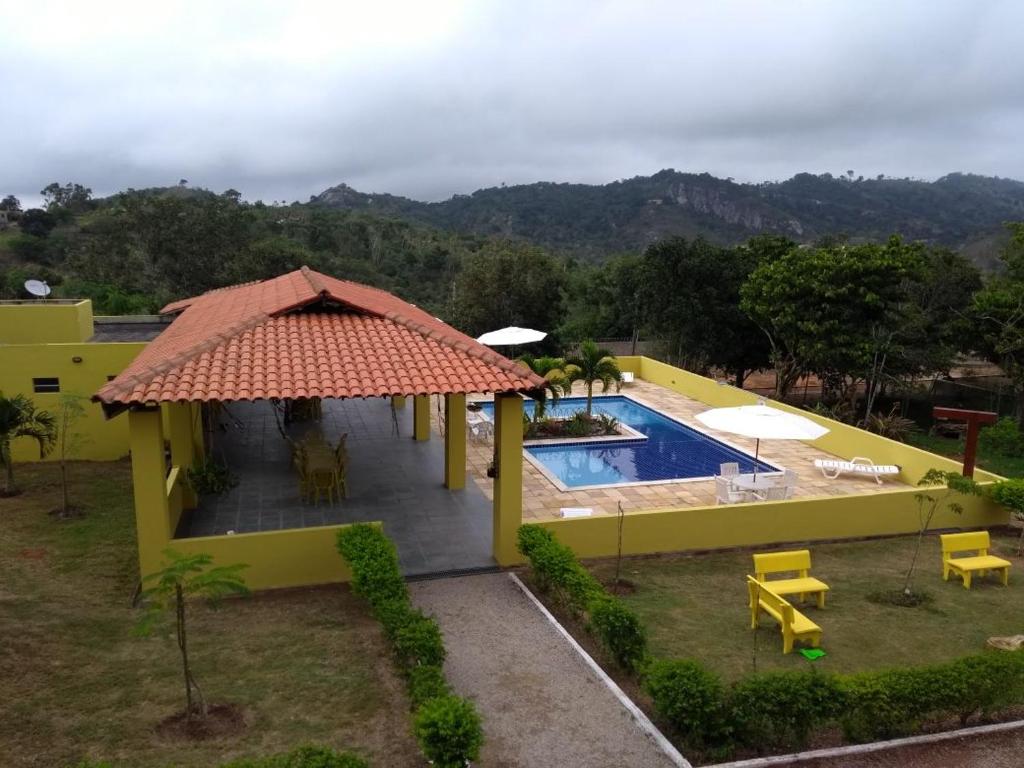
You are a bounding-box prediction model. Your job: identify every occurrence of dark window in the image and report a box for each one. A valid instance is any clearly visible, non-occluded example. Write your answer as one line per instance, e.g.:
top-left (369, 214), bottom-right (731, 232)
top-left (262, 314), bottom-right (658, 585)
top-left (32, 377), bottom-right (60, 393)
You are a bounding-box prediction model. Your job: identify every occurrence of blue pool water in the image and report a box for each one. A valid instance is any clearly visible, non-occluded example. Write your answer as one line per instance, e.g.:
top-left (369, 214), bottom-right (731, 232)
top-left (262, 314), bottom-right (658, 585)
top-left (477, 396), bottom-right (777, 488)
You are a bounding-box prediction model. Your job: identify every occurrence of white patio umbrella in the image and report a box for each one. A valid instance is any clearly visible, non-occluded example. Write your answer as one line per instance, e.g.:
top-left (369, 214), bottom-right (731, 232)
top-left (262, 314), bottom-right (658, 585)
top-left (695, 402), bottom-right (829, 481)
top-left (475, 326), bottom-right (547, 346)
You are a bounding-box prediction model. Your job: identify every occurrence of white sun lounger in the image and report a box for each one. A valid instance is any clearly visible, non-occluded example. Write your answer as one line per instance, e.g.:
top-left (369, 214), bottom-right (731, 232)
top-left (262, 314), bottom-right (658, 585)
top-left (813, 457), bottom-right (900, 484)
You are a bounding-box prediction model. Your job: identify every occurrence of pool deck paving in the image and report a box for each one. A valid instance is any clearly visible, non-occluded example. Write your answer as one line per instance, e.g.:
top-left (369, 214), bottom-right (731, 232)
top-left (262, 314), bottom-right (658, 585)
top-left (410, 572), bottom-right (679, 768)
top-left (433, 378), bottom-right (906, 520)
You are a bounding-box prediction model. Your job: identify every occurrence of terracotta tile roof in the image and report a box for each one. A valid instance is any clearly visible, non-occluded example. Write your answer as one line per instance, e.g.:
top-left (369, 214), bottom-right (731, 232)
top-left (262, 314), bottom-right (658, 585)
top-left (95, 267), bottom-right (544, 408)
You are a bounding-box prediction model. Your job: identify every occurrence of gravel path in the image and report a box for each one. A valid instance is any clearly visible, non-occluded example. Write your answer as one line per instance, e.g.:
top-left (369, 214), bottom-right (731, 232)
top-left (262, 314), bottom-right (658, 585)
top-left (771, 724), bottom-right (1024, 768)
top-left (410, 572), bottom-right (679, 768)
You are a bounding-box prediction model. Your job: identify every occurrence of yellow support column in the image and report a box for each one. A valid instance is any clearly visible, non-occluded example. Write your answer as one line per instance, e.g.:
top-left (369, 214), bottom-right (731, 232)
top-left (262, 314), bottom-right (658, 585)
top-left (492, 393), bottom-right (524, 565)
top-left (128, 408), bottom-right (171, 581)
top-left (166, 402), bottom-right (198, 509)
top-left (413, 395), bottom-right (431, 441)
top-left (391, 395), bottom-right (407, 410)
top-left (444, 393), bottom-right (466, 489)
top-left (190, 402), bottom-right (206, 462)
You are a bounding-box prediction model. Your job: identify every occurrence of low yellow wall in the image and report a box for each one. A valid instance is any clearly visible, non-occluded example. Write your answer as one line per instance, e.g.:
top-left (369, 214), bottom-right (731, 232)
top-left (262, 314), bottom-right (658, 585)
top-left (0, 299), bottom-right (95, 343)
top-left (170, 525), bottom-right (356, 591)
top-left (0, 341), bottom-right (145, 461)
top-left (538, 487), bottom-right (1007, 560)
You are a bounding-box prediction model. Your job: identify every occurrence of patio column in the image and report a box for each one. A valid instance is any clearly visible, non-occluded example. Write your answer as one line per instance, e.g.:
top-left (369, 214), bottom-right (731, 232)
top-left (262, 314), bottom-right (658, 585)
top-left (128, 407), bottom-right (171, 581)
top-left (444, 393), bottom-right (466, 489)
top-left (166, 401), bottom-right (198, 509)
top-left (191, 402), bottom-right (205, 461)
top-left (413, 395), bottom-right (431, 441)
top-left (492, 392), bottom-right (524, 565)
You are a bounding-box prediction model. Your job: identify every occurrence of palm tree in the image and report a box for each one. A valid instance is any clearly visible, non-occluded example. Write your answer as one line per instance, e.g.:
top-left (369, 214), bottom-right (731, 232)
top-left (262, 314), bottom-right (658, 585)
top-left (0, 393), bottom-right (57, 496)
top-left (565, 340), bottom-right (623, 416)
top-left (518, 354), bottom-right (570, 420)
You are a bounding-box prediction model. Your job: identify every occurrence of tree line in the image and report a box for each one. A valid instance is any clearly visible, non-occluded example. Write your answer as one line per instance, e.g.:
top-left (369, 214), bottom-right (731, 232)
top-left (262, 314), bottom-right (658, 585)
top-left (3, 182), bottom-right (1024, 423)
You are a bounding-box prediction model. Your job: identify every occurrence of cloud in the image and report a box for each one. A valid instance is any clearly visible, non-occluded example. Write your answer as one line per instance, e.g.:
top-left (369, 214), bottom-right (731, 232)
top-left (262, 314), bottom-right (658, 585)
top-left (2, 0), bottom-right (1022, 205)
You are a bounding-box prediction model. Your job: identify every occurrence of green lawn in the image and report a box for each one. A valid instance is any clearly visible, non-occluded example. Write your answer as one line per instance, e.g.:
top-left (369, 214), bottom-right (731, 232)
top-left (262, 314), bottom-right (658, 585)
top-left (588, 533), bottom-right (1024, 681)
top-left (0, 461), bottom-right (420, 768)
top-left (908, 431), bottom-right (1024, 478)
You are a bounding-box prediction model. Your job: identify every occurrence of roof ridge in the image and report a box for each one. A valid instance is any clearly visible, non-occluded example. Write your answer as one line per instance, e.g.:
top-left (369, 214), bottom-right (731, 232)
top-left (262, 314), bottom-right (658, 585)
top-left (300, 265), bottom-right (330, 297)
top-left (97, 310), bottom-right (272, 401)
top-left (381, 309), bottom-right (545, 388)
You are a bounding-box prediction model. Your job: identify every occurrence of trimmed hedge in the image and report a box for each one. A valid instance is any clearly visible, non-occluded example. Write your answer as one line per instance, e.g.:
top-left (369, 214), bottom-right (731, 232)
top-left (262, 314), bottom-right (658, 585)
top-left (337, 524), bottom-right (482, 767)
top-left (643, 651), bottom-right (1024, 757)
top-left (517, 524), bottom-right (647, 671)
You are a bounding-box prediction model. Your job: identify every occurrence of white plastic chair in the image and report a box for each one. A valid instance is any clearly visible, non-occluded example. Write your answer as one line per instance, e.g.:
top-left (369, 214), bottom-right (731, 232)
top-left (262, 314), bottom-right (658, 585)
top-left (715, 476), bottom-right (749, 505)
top-left (782, 469), bottom-right (798, 499)
top-left (753, 484), bottom-right (789, 502)
top-left (719, 462), bottom-right (739, 477)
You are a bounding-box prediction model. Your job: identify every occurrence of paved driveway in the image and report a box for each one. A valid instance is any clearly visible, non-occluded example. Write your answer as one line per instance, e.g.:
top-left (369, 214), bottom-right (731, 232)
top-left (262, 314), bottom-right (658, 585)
top-left (411, 572), bottom-right (680, 768)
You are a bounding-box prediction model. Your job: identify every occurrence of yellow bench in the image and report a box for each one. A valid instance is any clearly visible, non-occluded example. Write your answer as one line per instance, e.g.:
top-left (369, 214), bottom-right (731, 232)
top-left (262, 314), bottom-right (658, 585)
top-left (940, 531), bottom-right (1011, 589)
top-left (753, 549), bottom-right (830, 609)
top-left (746, 576), bottom-right (822, 654)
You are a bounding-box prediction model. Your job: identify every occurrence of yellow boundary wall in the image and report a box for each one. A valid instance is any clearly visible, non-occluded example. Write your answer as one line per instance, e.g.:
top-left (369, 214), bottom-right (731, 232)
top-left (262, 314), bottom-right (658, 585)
top-left (169, 525), bottom-right (357, 591)
top-left (531, 356), bottom-right (1008, 560)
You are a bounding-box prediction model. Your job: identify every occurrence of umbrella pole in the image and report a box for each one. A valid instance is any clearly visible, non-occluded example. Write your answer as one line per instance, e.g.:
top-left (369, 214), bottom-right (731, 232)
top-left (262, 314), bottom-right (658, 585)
top-left (754, 438), bottom-right (760, 482)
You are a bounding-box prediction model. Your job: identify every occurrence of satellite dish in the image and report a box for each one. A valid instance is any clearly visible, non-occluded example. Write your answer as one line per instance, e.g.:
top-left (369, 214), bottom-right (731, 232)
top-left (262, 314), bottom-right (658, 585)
top-left (24, 279), bottom-right (51, 299)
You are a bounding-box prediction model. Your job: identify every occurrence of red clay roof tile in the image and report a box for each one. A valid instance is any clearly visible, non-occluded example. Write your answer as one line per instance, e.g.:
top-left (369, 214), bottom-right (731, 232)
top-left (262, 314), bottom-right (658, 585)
top-left (96, 268), bottom-right (544, 407)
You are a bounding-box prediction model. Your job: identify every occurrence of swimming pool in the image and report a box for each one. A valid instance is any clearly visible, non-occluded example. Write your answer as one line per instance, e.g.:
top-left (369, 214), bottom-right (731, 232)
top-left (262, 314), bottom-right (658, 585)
top-left (476, 395), bottom-right (778, 489)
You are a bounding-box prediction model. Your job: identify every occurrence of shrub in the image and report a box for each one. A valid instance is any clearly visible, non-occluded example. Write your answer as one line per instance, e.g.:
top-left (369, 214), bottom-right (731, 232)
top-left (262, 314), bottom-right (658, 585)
top-left (186, 456), bottom-right (238, 495)
top-left (517, 524), bottom-right (648, 669)
top-left (588, 595), bottom-right (647, 672)
top-left (643, 659), bottom-right (727, 750)
top-left (219, 745), bottom-right (369, 767)
top-left (980, 417), bottom-right (1024, 457)
top-left (728, 670), bottom-right (844, 752)
top-left (337, 524), bottom-right (407, 607)
top-left (408, 664), bottom-right (451, 708)
top-left (391, 608), bottom-right (446, 670)
top-left (413, 695), bottom-right (484, 768)
top-left (839, 666), bottom-right (950, 741)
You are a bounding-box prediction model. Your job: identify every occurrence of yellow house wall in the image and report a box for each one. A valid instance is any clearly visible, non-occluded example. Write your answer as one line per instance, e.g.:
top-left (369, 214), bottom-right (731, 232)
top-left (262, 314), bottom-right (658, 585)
top-left (169, 526), bottom-right (355, 591)
top-left (0, 300), bottom-right (95, 344)
top-left (0, 341), bottom-right (147, 461)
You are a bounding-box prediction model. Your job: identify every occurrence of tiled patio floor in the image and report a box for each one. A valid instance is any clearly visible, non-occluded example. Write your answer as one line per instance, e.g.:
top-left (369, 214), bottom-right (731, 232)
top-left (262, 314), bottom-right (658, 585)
top-left (176, 398), bottom-right (496, 576)
top-left (441, 378), bottom-right (908, 520)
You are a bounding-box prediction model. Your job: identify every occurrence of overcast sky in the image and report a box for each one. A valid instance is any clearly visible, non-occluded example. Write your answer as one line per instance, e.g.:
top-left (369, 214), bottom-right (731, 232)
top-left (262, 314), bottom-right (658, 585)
top-left (2, 1), bottom-right (1022, 206)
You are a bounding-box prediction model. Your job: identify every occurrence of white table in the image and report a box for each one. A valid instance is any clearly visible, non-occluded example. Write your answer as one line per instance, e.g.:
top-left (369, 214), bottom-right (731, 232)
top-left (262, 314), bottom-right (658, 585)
top-left (731, 474), bottom-right (778, 492)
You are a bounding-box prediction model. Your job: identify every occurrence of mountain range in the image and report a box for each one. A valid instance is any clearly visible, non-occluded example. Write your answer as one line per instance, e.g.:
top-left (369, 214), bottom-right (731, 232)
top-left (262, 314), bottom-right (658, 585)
top-left (310, 170), bottom-right (1024, 266)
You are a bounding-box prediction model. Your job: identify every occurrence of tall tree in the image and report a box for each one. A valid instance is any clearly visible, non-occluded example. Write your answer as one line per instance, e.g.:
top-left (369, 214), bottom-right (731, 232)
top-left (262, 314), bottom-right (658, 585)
top-left (452, 240), bottom-right (566, 338)
top-left (643, 236), bottom-right (772, 386)
top-left (40, 182), bottom-right (93, 213)
top-left (740, 236), bottom-right (924, 402)
top-left (0, 195), bottom-right (21, 212)
top-left (972, 223), bottom-right (1024, 423)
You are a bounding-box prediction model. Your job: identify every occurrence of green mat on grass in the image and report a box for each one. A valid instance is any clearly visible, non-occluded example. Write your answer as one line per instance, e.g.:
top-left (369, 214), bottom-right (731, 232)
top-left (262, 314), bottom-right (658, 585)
top-left (800, 648), bottom-right (826, 660)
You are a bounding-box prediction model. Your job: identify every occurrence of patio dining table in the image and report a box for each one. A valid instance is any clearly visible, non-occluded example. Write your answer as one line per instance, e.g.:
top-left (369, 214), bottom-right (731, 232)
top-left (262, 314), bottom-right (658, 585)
top-left (731, 473), bottom-right (779, 492)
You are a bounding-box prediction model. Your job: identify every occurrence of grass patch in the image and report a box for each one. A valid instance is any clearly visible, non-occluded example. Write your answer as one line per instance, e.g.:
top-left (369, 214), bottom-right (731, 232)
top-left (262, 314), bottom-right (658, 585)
top-left (0, 461), bottom-right (420, 768)
top-left (586, 534), bottom-right (1024, 681)
top-left (908, 431), bottom-right (1024, 478)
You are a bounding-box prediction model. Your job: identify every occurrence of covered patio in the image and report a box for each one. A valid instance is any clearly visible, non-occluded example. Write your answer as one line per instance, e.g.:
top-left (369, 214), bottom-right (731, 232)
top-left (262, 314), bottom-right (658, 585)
top-left (177, 397), bottom-right (496, 575)
top-left (94, 267), bottom-right (544, 589)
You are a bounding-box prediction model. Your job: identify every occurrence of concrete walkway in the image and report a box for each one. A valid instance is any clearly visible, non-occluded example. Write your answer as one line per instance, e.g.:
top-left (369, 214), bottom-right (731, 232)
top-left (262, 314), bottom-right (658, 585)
top-left (410, 572), bottom-right (678, 768)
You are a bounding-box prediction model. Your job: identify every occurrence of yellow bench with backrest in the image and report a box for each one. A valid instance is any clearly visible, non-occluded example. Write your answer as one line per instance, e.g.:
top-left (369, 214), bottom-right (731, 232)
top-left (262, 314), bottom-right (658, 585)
top-left (940, 531), bottom-right (1010, 589)
top-left (746, 576), bottom-right (822, 654)
top-left (752, 549), bottom-right (830, 609)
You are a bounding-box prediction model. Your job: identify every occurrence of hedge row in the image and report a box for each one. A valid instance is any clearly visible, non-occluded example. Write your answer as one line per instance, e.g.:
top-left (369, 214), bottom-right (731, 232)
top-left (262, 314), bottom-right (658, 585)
top-left (336, 524), bottom-right (483, 768)
top-left (645, 651), bottom-right (1024, 757)
top-left (73, 746), bottom-right (368, 768)
top-left (517, 524), bottom-right (647, 671)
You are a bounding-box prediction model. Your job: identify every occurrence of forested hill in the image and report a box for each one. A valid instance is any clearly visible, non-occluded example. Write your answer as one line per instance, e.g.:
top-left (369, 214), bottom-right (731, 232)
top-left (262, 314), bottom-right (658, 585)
top-left (310, 170), bottom-right (1024, 264)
